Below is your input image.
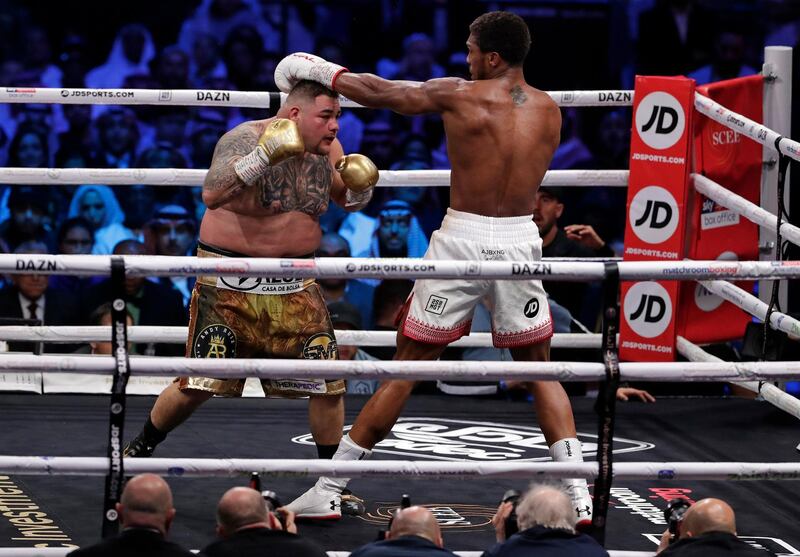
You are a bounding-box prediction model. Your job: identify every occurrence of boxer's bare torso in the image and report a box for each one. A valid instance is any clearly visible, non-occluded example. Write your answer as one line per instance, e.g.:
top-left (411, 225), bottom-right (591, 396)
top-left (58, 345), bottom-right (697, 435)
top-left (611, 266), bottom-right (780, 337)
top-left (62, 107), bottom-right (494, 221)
top-left (200, 118), bottom-right (341, 257)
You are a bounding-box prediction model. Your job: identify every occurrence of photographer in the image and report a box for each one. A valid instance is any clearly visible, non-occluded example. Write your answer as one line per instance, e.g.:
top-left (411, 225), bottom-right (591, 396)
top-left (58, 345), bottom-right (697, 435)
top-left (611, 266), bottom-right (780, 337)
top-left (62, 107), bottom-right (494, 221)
top-left (483, 484), bottom-right (607, 557)
top-left (657, 498), bottom-right (767, 556)
top-left (199, 487), bottom-right (325, 557)
top-left (350, 506), bottom-right (457, 557)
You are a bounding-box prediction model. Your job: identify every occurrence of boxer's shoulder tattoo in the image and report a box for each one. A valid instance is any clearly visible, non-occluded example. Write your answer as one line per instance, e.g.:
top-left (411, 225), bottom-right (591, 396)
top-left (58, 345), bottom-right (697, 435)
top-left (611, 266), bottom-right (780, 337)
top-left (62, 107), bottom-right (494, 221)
top-left (204, 123), bottom-right (261, 192)
top-left (258, 154), bottom-right (332, 215)
top-left (510, 85), bottom-right (527, 106)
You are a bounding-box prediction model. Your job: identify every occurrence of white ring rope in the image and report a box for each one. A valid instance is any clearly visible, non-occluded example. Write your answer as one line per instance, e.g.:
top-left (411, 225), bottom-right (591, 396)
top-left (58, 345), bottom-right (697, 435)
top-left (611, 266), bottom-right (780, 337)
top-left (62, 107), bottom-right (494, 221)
top-left (0, 457), bottom-right (797, 480)
top-left (3, 254), bottom-right (800, 281)
top-left (692, 174), bottom-right (800, 247)
top-left (0, 326), bottom-right (601, 348)
top-left (0, 167), bottom-right (629, 188)
top-left (0, 87), bottom-right (635, 109)
top-left (0, 354), bottom-right (799, 382)
top-left (677, 336), bottom-right (800, 420)
top-left (699, 280), bottom-right (800, 338)
top-left (694, 92), bottom-right (800, 162)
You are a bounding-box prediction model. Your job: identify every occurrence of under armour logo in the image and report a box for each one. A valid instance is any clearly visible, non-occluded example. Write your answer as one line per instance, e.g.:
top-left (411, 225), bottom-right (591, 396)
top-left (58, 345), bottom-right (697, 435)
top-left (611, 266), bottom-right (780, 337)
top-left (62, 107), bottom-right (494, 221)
top-left (576, 505), bottom-right (592, 516)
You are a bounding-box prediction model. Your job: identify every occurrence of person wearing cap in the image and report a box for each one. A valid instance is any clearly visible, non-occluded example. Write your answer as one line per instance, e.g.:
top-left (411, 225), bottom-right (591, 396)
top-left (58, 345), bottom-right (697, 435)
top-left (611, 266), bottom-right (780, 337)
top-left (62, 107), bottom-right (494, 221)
top-left (317, 232), bottom-right (375, 327)
top-left (148, 205), bottom-right (198, 306)
top-left (0, 186), bottom-right (54, 251)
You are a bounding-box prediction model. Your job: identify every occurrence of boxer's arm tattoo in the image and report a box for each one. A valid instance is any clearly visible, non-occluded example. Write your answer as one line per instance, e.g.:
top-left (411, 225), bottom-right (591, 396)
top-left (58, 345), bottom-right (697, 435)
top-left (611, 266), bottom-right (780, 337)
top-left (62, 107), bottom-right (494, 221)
top-left (510, 85), bottom-right (527, 106)
top-left (259, 155), bottom-right (332, 215)
top-left (203, 124), bottom-right (261, 208)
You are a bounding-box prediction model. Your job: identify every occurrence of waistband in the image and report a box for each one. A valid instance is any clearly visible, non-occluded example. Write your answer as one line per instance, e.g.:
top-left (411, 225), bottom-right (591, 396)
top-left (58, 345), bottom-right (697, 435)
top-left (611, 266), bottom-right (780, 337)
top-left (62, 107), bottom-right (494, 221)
top-left (196, 242), bottom-right (314, 294)
top-left (439, 208), bottom-right (539, 243)
top-left (197, 241), bottom-right (314, 259)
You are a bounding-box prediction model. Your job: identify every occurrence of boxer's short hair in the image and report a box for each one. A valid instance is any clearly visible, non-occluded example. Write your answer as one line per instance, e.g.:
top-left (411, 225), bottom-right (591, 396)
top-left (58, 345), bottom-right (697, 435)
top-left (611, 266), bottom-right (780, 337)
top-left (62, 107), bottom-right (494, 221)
top-left (469, 11), bottom-right (531, 66)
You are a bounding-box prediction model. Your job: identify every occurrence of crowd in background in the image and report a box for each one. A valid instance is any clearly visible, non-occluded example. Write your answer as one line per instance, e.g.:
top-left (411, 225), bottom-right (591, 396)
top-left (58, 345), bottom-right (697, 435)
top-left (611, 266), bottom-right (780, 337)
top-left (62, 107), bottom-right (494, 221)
top-left (0, 0), bottom-right (798, 368)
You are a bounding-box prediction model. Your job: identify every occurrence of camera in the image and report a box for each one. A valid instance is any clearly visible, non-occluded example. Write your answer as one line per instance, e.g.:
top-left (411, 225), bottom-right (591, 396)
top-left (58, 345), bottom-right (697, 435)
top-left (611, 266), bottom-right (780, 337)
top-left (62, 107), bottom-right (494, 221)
top-left (663, 498), bottom-right (691, 543)
top-left (501, 489), bottom-right (521, 537)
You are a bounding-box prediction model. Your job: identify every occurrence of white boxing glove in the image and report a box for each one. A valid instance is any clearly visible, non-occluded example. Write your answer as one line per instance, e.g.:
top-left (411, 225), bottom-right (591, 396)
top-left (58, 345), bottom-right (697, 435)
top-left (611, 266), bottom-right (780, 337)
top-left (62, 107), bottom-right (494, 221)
top-left (274, 52), bottom-right (348, 93)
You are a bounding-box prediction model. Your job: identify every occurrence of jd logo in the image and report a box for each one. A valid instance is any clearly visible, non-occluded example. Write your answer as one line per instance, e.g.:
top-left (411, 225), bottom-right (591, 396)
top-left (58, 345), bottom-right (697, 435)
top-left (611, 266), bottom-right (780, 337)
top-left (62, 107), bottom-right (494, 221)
top-left (635, 92), bottom-right (685, 150)
top-left (624, 282), bottom-right (672, 338)
top-left (523, 298), bottom-right (539, 318)
top-left (292, 418), bottom-right (655, 461)
top-left (629, 186), bottom-right (679, 244)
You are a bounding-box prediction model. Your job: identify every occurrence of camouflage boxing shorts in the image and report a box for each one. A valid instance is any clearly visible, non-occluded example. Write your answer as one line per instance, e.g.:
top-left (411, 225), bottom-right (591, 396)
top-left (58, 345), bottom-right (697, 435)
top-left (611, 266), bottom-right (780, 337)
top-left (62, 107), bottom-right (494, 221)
top-left (178, 242), bottom-right (344, 398)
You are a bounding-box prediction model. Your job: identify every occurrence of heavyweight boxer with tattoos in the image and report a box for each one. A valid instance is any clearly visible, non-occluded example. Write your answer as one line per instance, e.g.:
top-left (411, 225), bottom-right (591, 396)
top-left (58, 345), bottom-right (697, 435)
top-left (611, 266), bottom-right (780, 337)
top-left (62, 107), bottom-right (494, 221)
top-left (123, 81), bottom-right (378, 466)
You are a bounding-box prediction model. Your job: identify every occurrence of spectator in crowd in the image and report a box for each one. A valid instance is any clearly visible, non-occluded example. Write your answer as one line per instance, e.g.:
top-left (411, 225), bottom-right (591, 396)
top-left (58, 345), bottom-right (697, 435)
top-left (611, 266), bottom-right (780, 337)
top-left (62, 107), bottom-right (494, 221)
top-left (50, 217), bottom-right (95, 296)
top-left (189, 32), bottom-right (227, 87)
top-left (148, 205), bottom-right (197, 306)
top-left (92, 108), bottom-right (140, 168)
top-left (359, 120), bottom-right (396, 178)
top-left (358, 200), bottom-right (428, 261)
top-left (189, 110), bottom-right (226, 168)
top-left (385, 160), bottom-right (443, 238)
top-left (83, 240), bottom-right (187, 356)
top-left (87, 301), bottom-right (134, 356)
top-left (68, 185), bottom-right (134, 255)
top-left (317, 232), bottom-right (375, 327)
top-left (377, 33), bottom-right (446, 82)
top-left (116, 184), bottom-right (156, 242)
top-left (85, 24), bottom-right (156, 89)
top-left (534, 186), bottom-right (614, 322)
top-left (56, 104), bottom-right (93, 161)
top-left (350, 505), bottom-right (457, 557)
top-left (0, 186), bottom-right (53, 251)
top-left (0, 241), bottom-right (79, 353)
top-left (136, 145), bottom-right (191, 207)
top-left (328, 300), bottom-right (380, 394)
top-left (22, 25), bottom-right (62, 88)
top-left (637, 0), bottom-right (713, 76)
top-left (656, 498), bottom-right (764, 556)
top-left (362, 280), bottom-right (413, 361)
top-left (57, 32), bottom-right (89, 88)
top-left (152, 47), bottom-right (191, 91)
top-left (484, 483), bottom-right (608, 557)
top-left (550, 108), bottom-right (594, 170)
top-left (199, 487), bottom-right (325, 557)
top-left (67, 473), bottom-right (192, 557)
top-left (221, 25), bottom-right (265, 91)
top-left (178, 0), bottom-right (280, 56)
top-left (688, 28), bottom-right (757, 85)
top-left (7, 123), bottom-right (50, 168)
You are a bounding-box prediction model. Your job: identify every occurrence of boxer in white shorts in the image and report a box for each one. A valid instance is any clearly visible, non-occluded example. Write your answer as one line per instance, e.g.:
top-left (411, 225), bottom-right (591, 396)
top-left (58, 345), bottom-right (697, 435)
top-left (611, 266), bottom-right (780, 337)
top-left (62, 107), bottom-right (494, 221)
top-left (278, 10), bottom-right (594, 527)
top-left (404, 208), bottom-right (552, 347)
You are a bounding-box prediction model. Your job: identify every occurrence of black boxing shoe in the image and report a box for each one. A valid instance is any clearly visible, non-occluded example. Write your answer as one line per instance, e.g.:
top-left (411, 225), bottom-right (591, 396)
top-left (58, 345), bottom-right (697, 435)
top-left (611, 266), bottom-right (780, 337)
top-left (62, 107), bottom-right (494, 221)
top-left (122, 432), bottom-right (157, 457)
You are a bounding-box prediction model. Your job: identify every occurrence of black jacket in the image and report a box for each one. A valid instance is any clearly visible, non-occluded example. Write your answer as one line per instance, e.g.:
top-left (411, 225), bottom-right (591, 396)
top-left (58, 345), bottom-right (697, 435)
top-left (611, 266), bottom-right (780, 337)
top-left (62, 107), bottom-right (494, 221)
top-left (350, 535), bottom-right (458, 557)
top-left (0, 285), bottom-right (81, 352)
top-left (660, 532), bottom-right (772, 557)
top-left (84, 278), bottom-right (187, 355)
top-left (199, 527), bottom-right (327, 557)
top-left (481, 525), bottom-right (609, 557)
top-left (68, 528), bottom-right (193, 557)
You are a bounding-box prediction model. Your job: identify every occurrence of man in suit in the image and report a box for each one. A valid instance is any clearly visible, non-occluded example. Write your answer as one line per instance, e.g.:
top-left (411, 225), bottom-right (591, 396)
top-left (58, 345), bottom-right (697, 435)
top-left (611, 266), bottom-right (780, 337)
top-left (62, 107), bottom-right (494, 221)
top-left (0, 241), bottom-right (80, 352)
top-left (68, 473), bottom-right (192, 557)
top-left (199, 487), bottom-right (325, 557)
top-left (350, 506), bottom-right (457, 557)
top-left (83, 239), bottom-right (187, 355)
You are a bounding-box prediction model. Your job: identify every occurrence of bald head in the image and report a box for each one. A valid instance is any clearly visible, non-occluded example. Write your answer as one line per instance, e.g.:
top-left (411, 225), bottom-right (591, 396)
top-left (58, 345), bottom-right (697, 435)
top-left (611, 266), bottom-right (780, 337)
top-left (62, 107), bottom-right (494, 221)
top-left (216, 487), bottom-right (270, 537)
top-left (119, 474), bottom-right (175, 534)
top-left (388, 506), bottom-right (443, 547)
top-left (681, 498), bottom-right (736, 538)
top-left (113, 239), bottom-right (148, 256)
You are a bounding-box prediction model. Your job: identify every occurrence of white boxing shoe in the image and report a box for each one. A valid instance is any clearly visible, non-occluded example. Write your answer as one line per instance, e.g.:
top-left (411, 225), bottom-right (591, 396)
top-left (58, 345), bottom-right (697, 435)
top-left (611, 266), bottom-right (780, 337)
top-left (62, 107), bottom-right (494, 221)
top-left (564, 481), bottom-right (593, 530)
top-left (284, 484), bottom-right (342, 520)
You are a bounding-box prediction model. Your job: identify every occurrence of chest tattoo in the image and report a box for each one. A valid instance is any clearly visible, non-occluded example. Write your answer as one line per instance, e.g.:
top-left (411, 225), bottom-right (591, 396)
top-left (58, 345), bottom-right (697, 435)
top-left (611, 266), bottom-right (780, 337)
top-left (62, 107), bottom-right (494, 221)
top-left (258, 155), bottom-right (332, 215)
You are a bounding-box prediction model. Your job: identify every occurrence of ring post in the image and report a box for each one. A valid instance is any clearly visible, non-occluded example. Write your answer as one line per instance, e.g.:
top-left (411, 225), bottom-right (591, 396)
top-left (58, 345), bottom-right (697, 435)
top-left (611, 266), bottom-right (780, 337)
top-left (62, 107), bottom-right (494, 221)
top-left (101, 257), bottom-right (132, 537)
top-left (591, 262), bottom-right (620, 544)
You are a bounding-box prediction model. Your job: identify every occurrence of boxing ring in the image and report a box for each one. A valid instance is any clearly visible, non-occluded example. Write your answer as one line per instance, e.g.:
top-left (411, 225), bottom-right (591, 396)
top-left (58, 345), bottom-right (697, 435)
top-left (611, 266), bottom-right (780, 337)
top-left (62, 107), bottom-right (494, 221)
top-left (0, 46), bottom-right (798, 555)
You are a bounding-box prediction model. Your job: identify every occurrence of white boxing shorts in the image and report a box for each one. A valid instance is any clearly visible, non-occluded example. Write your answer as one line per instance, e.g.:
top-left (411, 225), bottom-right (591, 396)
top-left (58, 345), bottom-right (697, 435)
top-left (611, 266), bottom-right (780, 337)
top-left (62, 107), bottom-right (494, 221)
top-left (401, 208), bottom-right (553, 348)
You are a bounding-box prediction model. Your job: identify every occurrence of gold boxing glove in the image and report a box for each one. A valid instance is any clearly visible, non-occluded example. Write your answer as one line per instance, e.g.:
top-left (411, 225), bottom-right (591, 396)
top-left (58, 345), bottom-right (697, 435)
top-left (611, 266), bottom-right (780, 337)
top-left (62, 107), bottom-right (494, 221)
top-left (336, 154), bottom-right (379, 209)
top-left (234, 119), bottom-right (304, 186)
